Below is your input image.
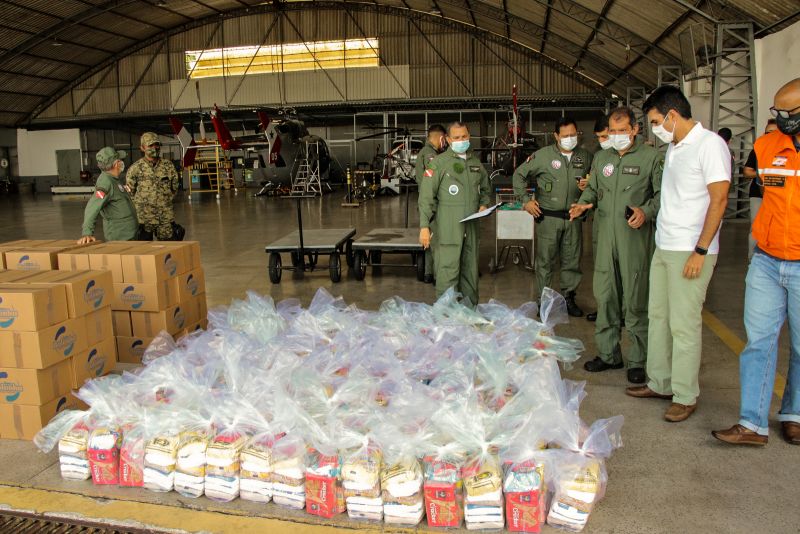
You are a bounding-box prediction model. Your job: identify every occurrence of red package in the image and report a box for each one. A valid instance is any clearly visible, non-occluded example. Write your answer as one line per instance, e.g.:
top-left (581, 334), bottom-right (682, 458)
top-left (306, 473), bottom-right (345, 518)
top-left (119, 426), bottom-right (144, 487)
top-left (506, 490), bottom-right (544, 532)
top-left (424, 482), bottom-right (463, 527)
top-left (87, 427), bottom-right (122, 485)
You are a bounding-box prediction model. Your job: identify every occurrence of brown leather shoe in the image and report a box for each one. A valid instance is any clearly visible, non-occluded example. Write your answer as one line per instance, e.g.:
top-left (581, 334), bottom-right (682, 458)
top-left (712, 424), bottom-right (768, 446)
top-left (664, 402), bottom-right (696, 422)
top-left (781, 422), bottom-right (800, 445)
top-left (625, 386), bottom-right (672, 400)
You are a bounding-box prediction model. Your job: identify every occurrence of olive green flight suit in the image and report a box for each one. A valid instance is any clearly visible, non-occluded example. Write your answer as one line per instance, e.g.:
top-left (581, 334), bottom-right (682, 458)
top-left (577, 140), bottom-right (663, 368)
top-left (513, 144), bottom-right (593, 297)
top-left (419, 147), bottom-right (491, 306)
top-left (415, 141), bottom-right (440, 278)
top-left (81, 171), bottom-right (139, 241)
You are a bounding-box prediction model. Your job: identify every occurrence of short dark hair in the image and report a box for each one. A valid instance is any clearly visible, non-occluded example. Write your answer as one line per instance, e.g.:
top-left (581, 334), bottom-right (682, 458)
top-left (717, 127), bottom-right (732, 142)
top-left (608, 107), bottom-right (637, 129)
top-left (428, 124), bottom-right (446, 135)
top-left (593, 115), bottom-right (609, 133)
top-left (766, 118), bottom-right (777, 126)
top-left (447, 121), bottom-right (469, 135)
top-left (554, 116), bottom-right (578, 134)
top-left (642, 85), bottom-right (692, 119)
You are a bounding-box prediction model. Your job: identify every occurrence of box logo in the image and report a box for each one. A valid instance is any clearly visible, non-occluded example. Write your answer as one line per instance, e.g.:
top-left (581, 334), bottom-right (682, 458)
top-left (0, 296), bottom-right (18, 329)
top-left (164, 254), bottom-right (177, 276)
top-left (53, 325), bottom-right (76, 356)
top-left (17, 254), bottom-right (39, 270)
top-left (130, 339), bottom-right (145, 358)
top-left (87, 348), bottom-right (106, 376)
top-left (186, 274), bottom-right (199, 296)
top-left (84, 280), bottom-right (105, 309)
top-left (0, 371), bottom-right (22, 402)
top-left (173, 307), bottom-right (186, 329)
top-left (56, 397), bottom-right (68, 413)
top-left (122, 286), bottom-right (144, 310)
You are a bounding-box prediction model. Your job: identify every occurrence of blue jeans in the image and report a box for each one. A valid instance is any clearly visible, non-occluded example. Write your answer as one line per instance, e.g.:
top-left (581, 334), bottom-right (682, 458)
top-left (739, 251), bottom-right (800, 435)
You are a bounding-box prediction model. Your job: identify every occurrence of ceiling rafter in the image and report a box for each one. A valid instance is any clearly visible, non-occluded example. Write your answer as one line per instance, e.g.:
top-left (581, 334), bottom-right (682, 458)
top-left (572, 0), bottom-right (614, 69)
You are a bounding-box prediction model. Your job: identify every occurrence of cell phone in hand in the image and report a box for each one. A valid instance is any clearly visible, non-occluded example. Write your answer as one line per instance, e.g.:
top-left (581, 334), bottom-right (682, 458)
top-left (625, 206), bottom-right (634, 220)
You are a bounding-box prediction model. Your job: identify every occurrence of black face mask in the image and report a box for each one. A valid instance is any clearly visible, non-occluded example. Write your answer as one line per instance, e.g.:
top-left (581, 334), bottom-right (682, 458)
top-left (776, 112), bottom-right (800, 136)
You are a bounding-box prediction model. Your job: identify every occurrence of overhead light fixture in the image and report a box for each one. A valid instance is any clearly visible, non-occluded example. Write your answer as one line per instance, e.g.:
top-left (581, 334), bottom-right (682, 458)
top-left (52, 38), bottom-right (62, 47)
top-left (156, 0), bottom-right (167, 6)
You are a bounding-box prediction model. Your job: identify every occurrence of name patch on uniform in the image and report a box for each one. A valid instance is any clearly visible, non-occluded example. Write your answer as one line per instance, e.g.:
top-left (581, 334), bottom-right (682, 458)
top-left (551, 160), bottom-right (562, 170)
top-left (763, 175), bottom-right (785, 187)
top-left (448, 184), bottom-right (459, 195)
top-left (622, 166), bottom-right (640, 175)
top-left (94, 190), bottom-right (106, 199)
top-left (469, 165), bottom-right (480, 172)
top-left (424, 169), bottom-right (434, 178)
top-left (602, 163), bottom-right (615, 177)
top-left (573, 157), bottom-right (584, 169)
top-left (772, 156), bottom-right (788, 167)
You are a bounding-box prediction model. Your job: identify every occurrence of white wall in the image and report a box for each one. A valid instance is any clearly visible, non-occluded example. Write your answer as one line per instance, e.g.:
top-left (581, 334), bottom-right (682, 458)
top-left (16, 128), bottom-right (81, 176)
top-left (754, 19), bottom-right (800, 130)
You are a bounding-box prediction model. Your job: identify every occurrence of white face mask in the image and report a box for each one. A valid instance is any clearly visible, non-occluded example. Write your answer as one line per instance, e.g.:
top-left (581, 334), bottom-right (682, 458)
top-left (599, 139), bottom-right (614, 150)
top-left (117, 161), bottom-right (125, 174)
top-left (651, 114), bottom-right (676, 143)
top-left (609, 134), bottom-right (632, 152)
top-left (559, 135), bottom-right (578, 151)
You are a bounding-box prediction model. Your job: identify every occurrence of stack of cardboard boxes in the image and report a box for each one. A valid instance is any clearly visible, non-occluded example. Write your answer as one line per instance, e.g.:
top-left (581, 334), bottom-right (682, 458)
top-left (58, 241), bottom-right (207, 365)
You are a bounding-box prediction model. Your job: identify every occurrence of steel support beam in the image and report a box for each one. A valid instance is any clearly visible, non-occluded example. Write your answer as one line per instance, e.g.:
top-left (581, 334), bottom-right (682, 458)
top-left (119, 39), bottom-right (167, 113)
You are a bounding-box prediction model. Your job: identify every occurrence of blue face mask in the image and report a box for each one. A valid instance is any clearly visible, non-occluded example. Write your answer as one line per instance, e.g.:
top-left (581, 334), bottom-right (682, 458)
top-left (451, 140), bottom-right (470, 153)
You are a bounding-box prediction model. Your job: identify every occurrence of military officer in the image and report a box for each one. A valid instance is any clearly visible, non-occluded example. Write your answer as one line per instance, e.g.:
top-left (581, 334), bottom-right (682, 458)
top-left (569, 107), bottom-right (663, 384)
top-left (78, 147), bottom-right (138, 244)
top-left (512, 117), bottom-right (593, 316)
top-left (126, 132), bottom-right (180, 240)
top-left (415, 124), bottom-right (447, 283)
top-left (419, 121), bottom-right (490, 307)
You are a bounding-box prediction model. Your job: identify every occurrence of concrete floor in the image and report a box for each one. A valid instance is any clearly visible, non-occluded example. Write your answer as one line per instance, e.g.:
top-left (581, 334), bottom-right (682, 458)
top-left (0, 188), bottom-right (797, 534)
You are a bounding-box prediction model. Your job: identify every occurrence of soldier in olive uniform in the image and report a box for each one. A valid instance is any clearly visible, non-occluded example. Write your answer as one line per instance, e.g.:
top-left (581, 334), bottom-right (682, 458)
top-left (78, 147), bottom-right (138, 244)
top-left (570, 107), bottom-right (663, 384)
top-left (512, 117), bottom-right (593, 316)
top-left (126, 132), bottom-right (180, 240)
top-left (415, 124), bottom-right (447, 283)
top-left (419, 122), bottom-right (490, 307)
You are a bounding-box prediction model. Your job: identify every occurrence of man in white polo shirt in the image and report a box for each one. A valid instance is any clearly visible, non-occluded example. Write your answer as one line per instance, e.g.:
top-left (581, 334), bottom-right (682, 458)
top-left (626, 85), bottom-right (731, 423)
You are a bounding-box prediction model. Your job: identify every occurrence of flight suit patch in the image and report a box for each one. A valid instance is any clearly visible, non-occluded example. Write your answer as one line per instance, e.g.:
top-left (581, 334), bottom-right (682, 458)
top-left (602, 163), bottom-right (615, 177)
top-left (772, 156), bottom-right (787, 167)
top-left (544, 182), bottom-right (552, 193)
top-left (118, 184), bottom-right (126, 193)
top-left (763, 175), bottom-right (785, 187)
top-left (453, 163), bottom-right (465, 173)
top-left (424, 169), bottom-right (434, 178)
top-left (551, 160), bottom-right (562, 170)
top-left (448, 184), bottom-right (460, 195)
top-left (573, 156), bottom-right (584, 169)
top-left (469, 165), bottom-right (480, 172)
top-left (622, 166), bottom-right (640, 175)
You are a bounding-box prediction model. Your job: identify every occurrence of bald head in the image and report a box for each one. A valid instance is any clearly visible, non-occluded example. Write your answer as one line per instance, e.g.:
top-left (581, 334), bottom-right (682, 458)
top-left (774, 77), bottom-right (800, 110)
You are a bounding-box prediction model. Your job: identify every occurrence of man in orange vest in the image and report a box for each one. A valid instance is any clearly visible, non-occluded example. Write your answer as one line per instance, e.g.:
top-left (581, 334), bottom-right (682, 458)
top-left (713, 77), bottom-right (800, 446)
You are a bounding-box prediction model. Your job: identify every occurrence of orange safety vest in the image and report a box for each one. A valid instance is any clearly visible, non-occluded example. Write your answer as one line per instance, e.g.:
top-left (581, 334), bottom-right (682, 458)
top-left (752, 130), bottom-right (800, 260)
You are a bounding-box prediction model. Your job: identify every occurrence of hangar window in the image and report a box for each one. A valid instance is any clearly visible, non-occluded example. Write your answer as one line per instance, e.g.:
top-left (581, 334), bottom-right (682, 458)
top-left (185, 38), bottom-right (380, 79)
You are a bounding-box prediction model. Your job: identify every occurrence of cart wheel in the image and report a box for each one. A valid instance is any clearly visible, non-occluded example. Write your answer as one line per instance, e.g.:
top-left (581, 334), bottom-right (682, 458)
top-left (416, 252), bottom-right (425, 282)
top-left (354, 250), bottom-right (367, 281)
top-left (512, 252), bottom-right (521, 265)
top-left (329, 252), bottom-right (342, 283)
top-left (268, 253), bottom-right (282, 283)
top-left (488, 257), bottom-right (497, 274)
top-left (345, 240), bottom-right (354, 268)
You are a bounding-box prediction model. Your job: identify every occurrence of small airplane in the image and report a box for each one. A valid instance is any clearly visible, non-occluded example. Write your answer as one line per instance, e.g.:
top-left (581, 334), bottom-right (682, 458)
top-left (487, 84), bottom-right (539, 175)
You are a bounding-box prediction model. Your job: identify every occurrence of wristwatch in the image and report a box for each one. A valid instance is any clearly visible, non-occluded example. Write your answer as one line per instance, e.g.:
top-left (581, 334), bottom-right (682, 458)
top-left (694, 245), bottom-right (708, 256)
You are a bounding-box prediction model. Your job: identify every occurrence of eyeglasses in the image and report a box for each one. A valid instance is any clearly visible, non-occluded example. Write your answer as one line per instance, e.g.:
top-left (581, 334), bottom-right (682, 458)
top-left (769, 105), bottom-right (800, 119)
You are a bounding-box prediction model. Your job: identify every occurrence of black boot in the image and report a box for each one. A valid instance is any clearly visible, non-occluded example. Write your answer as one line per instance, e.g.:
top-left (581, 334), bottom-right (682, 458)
top-left (584, 356), bottom-right (624, 372)
top-left (627, 368), bottom-right (646, 384)
top-left (586, 311), bottom-right (597, 322)
top-left (565, 291), bottom-right (583, 317)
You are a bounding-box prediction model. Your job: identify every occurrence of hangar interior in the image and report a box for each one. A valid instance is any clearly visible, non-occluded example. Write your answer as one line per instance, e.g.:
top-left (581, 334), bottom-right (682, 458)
top-left (0, 0), bottom-right (799, 532)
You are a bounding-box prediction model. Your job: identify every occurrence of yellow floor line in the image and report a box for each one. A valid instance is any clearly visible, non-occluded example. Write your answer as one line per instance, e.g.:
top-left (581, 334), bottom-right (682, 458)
top-left (702, 309), bottom-right (786, 398)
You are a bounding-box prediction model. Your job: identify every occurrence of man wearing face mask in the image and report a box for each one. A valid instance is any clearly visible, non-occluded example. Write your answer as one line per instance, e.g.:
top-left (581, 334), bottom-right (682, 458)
top-left (78, 147), bottom-right (138, 244)
top-left (512, 117), bottom-right (592, 316)
top-left (419, 122), bottom-right (490, 306)
top-left (569, 107), bottom-right (662, 384)
top-left (415, 124), bottom-right (448, 284)
top-left (714, 78), bottom-right (800, 446)
top-left (126, 132), bottom-right (180, 241)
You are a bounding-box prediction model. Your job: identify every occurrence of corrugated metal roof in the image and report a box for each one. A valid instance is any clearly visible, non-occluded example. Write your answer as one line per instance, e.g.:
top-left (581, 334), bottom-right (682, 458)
top-left (0, 0), bottom-right (794, 126)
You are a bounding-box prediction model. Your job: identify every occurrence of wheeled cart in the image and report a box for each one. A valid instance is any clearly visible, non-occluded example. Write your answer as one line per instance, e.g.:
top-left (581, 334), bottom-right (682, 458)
top-left (352, 228), bottom-right (426, 282)
top-left (265, 228), bottom-right (356, 283)
top-left (488, 188), bottom-right (535, 274)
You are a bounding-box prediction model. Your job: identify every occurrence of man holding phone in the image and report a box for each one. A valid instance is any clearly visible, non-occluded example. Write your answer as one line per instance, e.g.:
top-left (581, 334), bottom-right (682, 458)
top-left (569, 107), bottom-right (663, 384)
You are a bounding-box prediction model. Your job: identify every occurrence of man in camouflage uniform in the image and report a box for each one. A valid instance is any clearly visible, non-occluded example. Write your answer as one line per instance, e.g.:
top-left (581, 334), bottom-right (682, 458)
top-left (414, 124), bottom-right (447, 283)
top-left (126, 132), bottom-right (180, 240)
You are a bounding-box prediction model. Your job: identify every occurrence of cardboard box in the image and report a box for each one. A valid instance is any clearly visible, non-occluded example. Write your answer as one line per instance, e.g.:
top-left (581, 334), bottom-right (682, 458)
top-left (86, 243), bottom-right (143, 282)
top-left (112, 280), bottom-right (178, 312)
top-left (155, 242), bottom-right (201, 273)
top-left (0, 359), bottom-right (73, 405)
top-left (57, 243), bottom-right (108, 271)
top-left (0, 240), bottom-right (53, 270)
top-left (0, 270), bottom-right (39, 283)
top-left (176, 320), bottom-right (208, 341)
top-left (180, 294), bottom-right (207, 327)
top-left (131, 304), bottom-right (188, 338)
top-left (112, 311), bottom-right (132, 337)
top-left (20, 270), bottom-right (113, 318)
top-left (0, 317), bottom-right (87, 369)
top-left (85, 307), bottom-right (113, 346)
top-left (0, 284), bottom-right (69, 331)
top-left (0, 393), bottom-right (87, 440)
top-left (5, 241), bottom-right (90, 271)
top-left (70, 337), bottom-right (117, 389)
top-left (116, 336), bottom-right (154, 364)
top-left (122, 246), bottom-right (185, 283)
top-left (175, 268), bottom-right (205, 302)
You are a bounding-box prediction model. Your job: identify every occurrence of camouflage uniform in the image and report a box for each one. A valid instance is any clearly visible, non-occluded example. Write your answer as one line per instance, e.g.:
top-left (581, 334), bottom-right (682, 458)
top-left (126, 132), bottom-right (179, 240)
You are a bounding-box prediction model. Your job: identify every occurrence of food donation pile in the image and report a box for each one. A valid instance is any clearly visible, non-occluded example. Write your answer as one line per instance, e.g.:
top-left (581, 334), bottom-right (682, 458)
top-left (35, 288), bottom-right (623, 533)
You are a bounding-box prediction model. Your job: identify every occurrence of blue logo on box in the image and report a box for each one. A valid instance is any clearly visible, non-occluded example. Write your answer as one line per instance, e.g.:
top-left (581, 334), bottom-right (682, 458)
top-left (16, 254), bottom-right (38, 270)
top-left (0, 371), bottom-right (22, 402)
top-left (122, 285), bottom-right (144, 310)
top-left (173, 307), bottom-right (186, 329)
top-left (164, 253), bottom-right (177, 276)
top-left (130, 339), bottom-right (145, 358)
top-left (84, 280), bottom-right (105, 309)
top-left (0, 296), bottom-right (17, 329)
top-left (186, 274), bottom-right (199, 296)
top-left (87, 348), bottom-right (105, 376)
top-left (56, 397), bottom-right (68, 413)
top-left (53, 326), bottom-right (76, 357)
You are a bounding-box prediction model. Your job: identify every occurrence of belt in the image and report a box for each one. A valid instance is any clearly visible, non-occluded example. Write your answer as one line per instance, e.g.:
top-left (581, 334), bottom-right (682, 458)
top-left (540, 209), bottom-right (570, 219)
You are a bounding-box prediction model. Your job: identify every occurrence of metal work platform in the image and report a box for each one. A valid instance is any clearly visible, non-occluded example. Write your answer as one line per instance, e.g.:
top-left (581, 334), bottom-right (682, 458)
top-left (265, 228), bottom-right (355, 283)
top-left (352, 227), bottom-right (425, 281)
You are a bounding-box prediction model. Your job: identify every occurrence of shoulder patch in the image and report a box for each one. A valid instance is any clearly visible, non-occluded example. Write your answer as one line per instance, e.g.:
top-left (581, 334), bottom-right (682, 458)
top-left (94, 190), bottom-right (106, 199)
top-left (424, 168), bottom-right (434, 178)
